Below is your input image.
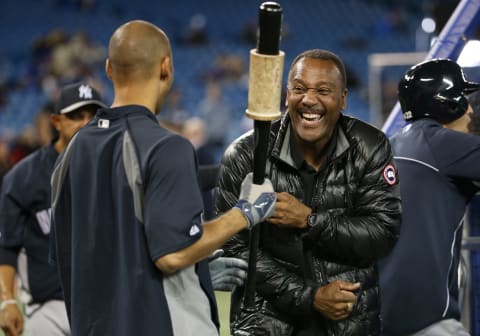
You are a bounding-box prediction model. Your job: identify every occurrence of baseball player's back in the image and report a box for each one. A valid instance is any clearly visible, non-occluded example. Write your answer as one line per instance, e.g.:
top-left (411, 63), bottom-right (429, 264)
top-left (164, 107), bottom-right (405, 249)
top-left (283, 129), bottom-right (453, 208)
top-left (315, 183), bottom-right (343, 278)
top-left (51, 105), bottom-right (218, 336)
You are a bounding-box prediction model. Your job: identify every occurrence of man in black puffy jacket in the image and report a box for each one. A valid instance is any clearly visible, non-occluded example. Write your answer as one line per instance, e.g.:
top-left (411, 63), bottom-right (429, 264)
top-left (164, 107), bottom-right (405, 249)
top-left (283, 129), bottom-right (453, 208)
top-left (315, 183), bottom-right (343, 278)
top-left (214, 49), bottom-right (401, 336)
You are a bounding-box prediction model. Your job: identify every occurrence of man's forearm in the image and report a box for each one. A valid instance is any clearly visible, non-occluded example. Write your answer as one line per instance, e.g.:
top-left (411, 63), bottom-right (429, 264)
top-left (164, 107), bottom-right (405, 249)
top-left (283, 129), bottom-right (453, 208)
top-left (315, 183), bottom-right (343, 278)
top-left (0, 265), bottom-right (17, 301)
top-left (155, 209), bottom-right (248, 275)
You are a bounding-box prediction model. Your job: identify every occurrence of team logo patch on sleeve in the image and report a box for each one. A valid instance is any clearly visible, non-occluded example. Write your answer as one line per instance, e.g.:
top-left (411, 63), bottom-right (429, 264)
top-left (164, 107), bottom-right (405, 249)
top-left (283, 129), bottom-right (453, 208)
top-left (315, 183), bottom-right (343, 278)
top-left (189, 224), bottom-right (200, 236)
top-left (383, 164), bottom-right (397, 185)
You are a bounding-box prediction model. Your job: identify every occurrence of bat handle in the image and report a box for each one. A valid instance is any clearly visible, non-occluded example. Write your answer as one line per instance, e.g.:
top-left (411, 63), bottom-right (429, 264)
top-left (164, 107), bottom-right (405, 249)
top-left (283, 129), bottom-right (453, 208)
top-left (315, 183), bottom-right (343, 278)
top-left (252, 121), bottom-right (271, 184)
top-left (244, 121), bottom-right (271, 309)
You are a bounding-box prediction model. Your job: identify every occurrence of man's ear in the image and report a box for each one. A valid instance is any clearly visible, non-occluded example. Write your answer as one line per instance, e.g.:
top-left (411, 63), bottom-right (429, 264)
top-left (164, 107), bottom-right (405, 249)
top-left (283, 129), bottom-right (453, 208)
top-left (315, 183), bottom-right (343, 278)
top-left (160, 56), bottom-right (173, 82)
top-left (50, 114), bottom-right (61, 131)
top-left (341, 88), bottom-right (348, 110)
top-left (105, 58), bottom-right (112, 80)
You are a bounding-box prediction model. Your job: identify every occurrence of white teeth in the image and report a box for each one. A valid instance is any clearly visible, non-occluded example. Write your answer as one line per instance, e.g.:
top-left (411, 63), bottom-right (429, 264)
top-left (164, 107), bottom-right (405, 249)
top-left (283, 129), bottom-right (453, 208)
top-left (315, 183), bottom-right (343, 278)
top-left (301, 113), bottom-right (322, 121)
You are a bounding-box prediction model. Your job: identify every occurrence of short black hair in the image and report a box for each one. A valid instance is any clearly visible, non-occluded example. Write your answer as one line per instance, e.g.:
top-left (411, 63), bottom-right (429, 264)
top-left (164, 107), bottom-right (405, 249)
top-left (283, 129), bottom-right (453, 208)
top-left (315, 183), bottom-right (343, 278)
top-left (288, 49), bottom-right (347, 90)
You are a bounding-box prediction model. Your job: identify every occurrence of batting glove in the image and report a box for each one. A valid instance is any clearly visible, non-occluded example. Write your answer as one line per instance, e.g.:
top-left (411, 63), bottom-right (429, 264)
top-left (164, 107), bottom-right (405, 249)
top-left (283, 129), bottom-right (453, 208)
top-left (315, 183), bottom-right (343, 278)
top-left (235, 172), bottom-right (276, 228)
top-left (208, 249), bottom-right (248, 291)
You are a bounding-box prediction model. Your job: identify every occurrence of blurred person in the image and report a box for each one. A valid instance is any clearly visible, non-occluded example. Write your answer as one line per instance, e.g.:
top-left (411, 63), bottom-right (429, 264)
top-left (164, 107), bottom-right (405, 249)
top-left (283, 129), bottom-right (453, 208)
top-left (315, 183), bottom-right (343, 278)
top-left (201, 53), bottom-right (247, 83)
top-left (180, 13), bottom-right (209, 46)
top-left (182, 116), bottom-right (209, 150)
top-left (197, 82), bottom-right (232, 160)
top-left (0, 141), bottom-right (12, 185)
top-left (467, 89), bottom-right (480, 135)
top-left (0, 83), bottom-right (7, 108)
top-left (0, 82), bottom-right (105, 336)
top-left (183, 117), bottom-right (217, 220)
top-left (158, 87), bottom-right (188, 134)
top-left (378, 59), bottom-right (480, 336)
top-left (68, 31), bottom-right (106, 68)
top-left (215, 49), bottom-right (401, 335)
top-left (50, 20), bottom-right (276, 336)
top-left (34, 102), bottom-right (57, 147)
top-left (8, 129), bottom-right (40, 166)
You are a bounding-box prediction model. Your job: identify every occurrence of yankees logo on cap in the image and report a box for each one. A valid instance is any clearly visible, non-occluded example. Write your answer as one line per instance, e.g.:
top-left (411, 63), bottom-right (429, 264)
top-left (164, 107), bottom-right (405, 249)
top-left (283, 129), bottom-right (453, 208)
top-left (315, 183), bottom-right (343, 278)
top-left (78, 84), bottom-right (94, 100)
top-left (383, 164), bottom-right (397, 186)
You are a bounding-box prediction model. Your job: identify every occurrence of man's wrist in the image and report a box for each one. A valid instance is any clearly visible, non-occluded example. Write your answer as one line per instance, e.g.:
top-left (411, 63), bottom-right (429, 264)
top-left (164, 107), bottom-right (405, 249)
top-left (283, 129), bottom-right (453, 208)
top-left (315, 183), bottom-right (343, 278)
top-left (0, 299), bottom-right (17, 310)
top-left (232, 206), bottom-right (251, 229)
top-left (234, 200), bottom-right (254, 229)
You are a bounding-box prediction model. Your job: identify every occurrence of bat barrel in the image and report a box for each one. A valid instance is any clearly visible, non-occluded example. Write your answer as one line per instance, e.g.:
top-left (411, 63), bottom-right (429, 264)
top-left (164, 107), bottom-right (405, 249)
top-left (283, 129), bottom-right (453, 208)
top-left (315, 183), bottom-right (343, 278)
top-left (245, 2), bottom-right (284, 122)
top-left (257, 2), bottom-right (283, 55)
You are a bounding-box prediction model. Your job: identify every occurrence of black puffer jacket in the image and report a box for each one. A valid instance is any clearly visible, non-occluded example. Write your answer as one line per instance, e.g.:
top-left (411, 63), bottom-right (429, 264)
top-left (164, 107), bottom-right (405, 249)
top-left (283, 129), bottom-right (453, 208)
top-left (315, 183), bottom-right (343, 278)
top-left (215, 114), bottom-right (401, 335)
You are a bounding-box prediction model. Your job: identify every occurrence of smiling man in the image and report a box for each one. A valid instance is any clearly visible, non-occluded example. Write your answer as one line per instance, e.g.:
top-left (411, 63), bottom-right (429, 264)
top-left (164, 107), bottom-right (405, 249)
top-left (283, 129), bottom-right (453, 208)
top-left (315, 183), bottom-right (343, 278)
top-left (215, 49), bottom-right (402, 336)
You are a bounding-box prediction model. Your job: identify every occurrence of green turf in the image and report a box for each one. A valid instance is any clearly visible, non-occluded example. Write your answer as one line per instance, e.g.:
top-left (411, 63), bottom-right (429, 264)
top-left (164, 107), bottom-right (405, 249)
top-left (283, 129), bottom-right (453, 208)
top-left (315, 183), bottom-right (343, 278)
top-left (215, 291), bottom-right (231, 336)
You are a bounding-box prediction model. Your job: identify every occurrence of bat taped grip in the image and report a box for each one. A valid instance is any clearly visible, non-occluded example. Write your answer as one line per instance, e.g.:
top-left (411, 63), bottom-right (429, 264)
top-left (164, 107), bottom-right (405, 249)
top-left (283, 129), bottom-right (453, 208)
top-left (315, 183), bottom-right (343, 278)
top-left (246, 49), bottom-right (284, 121)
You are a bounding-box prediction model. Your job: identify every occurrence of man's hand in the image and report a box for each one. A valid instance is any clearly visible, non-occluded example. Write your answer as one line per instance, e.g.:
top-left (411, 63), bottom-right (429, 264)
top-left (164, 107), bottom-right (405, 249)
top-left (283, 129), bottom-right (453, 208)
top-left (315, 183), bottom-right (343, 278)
top-left (313, 280), bottom-right (360, 321)
top-left (266, 192), bottom-right (311, 228)
top-left (208, 249), bottom-right (248, 291)
top-left (235, 173), bottom-right (276, 228)
top-left (0, 302), bottom-right (23, 336)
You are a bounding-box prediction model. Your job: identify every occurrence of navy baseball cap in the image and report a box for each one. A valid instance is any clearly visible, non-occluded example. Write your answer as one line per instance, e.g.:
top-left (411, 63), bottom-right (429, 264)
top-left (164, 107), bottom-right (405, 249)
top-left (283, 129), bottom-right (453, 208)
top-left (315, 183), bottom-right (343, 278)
top-left (55, 82), bottom-right (107, 114)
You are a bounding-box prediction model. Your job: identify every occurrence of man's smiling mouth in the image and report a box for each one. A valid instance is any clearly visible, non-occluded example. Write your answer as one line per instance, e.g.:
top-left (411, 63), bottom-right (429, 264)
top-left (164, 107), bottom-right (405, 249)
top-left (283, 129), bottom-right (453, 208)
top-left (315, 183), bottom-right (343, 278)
top-left (301, 113), bottom-right (323, 121)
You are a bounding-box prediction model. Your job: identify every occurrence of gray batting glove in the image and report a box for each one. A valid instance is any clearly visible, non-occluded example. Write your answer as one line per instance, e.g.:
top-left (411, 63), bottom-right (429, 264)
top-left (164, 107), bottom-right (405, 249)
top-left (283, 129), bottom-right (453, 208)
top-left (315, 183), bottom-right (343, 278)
top-left (208, 249), bottom-right (248, 291)
top-left (235, 172), bottom-right (276, 228)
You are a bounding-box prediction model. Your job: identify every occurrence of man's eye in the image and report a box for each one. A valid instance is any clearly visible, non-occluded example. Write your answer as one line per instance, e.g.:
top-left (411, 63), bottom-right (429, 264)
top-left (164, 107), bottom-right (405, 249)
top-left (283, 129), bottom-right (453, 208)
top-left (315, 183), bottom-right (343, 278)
top-left (293, 87), bottom-right (306, 94)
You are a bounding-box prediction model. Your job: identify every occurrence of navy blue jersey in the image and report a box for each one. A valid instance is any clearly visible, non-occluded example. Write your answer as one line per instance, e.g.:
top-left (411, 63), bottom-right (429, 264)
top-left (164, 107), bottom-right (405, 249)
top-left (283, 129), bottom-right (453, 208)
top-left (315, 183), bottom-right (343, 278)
top-left (378, 119), bottom-right (480, 335)
top-left (0, 145), bottom-right (63, 303)
top-left (51, 106), bottom-right (218, 336)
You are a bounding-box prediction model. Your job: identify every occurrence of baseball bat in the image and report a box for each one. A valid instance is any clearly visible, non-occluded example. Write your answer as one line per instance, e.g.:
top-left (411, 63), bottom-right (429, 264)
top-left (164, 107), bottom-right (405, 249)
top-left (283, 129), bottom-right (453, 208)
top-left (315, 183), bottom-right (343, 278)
top-left (243, 1), bottom-right (284, 309)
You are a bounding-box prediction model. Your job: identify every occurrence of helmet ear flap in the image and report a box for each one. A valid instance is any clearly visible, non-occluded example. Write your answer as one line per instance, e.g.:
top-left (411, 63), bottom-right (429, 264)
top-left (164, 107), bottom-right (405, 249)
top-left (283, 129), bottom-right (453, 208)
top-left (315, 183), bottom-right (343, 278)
top-left (399, 96), bottom-right (412, 121)
top-left (430, 92), bottom-right (469, 124)
top-left (454, 95), bottom-right (469, 119)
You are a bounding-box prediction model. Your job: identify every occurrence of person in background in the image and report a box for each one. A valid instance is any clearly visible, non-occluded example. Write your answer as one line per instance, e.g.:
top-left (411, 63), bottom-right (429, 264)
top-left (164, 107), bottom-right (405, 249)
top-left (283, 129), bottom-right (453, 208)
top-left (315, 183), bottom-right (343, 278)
top-left (378, 58), bottom-right (480, 336)
top-left (467, 89), bottom-right (480, 136)
top-left (0, 82), bottom-right (106, 336)
top-left (50, 20), bottom-right (276, 336)
top-left (197, 82), bottom-right (232, 161)
top-left (34, 102), bottom-right (56, 147)
top-left (215, 49), bottom-right (401, 335)
top-left (182, 117), bottom-right (217, 220)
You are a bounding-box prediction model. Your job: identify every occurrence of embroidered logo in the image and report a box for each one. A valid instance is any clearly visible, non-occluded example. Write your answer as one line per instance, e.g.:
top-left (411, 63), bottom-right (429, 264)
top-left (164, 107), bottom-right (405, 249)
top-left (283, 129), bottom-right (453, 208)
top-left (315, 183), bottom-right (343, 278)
top-left (78, 84), bottom-right (93, 99)
top-left (98, 119), bottom-right (110, 128)
top-left (189, 224), bottom-right (200, 236)
top-left (35, 208), bottom-right (52, 235)
top-left (383, 164), bottom-right (397, 185)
